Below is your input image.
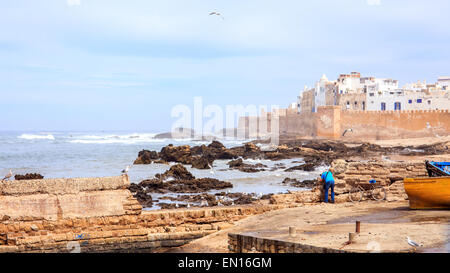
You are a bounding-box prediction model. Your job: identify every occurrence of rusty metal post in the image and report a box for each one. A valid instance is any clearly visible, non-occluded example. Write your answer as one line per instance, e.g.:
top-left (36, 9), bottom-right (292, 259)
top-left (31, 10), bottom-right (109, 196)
top-left (356, 221), bottom-right (361, 233)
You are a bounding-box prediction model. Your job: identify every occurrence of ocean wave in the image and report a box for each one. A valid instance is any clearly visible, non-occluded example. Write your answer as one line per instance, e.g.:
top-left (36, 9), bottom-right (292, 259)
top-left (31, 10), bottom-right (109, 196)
top-left (18, 134), bottom-right (55, 140)
top-left (69, 138), bottom-right (167, 144)
top-left (68, 133), bottom-right (166, 144)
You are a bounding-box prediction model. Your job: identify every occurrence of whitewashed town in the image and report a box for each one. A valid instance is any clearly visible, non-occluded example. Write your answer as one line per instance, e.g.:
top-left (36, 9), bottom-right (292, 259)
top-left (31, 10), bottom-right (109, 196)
top-left (294, 72), bottom-right (450, 113)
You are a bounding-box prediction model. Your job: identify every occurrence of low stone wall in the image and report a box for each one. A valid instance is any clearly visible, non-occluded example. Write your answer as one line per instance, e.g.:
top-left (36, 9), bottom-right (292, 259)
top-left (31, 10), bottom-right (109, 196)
top-left (330, 159), bottom-right (428, 195)
top-left (228, 233), bottom-right (349, 253)
top-left (270, 160), bottom-right (428, 204)
top-left (0, 196), bottom-right (292, 252)
top-left (0, 175), bottom-right (140, 221)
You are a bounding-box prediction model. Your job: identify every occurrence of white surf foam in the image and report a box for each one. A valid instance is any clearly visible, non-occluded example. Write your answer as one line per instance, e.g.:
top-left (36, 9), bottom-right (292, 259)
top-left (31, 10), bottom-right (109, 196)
top-left (18, 134), bottom-right (55, 140)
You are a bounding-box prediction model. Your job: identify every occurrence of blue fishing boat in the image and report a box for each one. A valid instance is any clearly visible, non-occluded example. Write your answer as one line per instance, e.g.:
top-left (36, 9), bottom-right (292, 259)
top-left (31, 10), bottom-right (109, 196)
top-left (425, 161), bottom-right (450, 177)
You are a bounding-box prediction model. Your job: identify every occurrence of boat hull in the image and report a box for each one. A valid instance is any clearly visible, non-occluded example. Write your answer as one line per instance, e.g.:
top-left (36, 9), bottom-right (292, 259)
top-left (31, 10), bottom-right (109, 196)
top-left (404, 177), bottom-right (450, 209)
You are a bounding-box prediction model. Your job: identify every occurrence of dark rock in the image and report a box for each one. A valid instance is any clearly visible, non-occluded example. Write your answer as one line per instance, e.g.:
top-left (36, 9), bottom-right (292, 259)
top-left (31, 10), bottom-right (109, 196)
top-left (129, 183), bottom-right (154, 208)
top-left (14, 173), bottom-right (44, 180)
top-left (208, 140), bottom-right (225, 150)
top-left (156, 164), bottom-right (195, 180)
top-left (159, 145), bottom-right (192, 164)
top-left (265, 152), bottom-right (288, 160)
top-left (133, 150), bottom-right (159, 164)
top-left (282, 178), bottom-right (316, 188)
top-left (140, 178), bottom-right (232, 194)
top-left (227, 158), bottom-right (267, 173)
top-left (191, 156), bottom-right (212, 169)
top-left (227, 158), bottom-right (243, 168)
top-left (284, 163), bottom-right (316, 172)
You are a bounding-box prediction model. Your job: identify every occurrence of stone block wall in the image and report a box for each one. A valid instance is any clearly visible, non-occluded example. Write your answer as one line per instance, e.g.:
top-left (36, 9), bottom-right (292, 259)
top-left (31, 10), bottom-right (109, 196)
top-left (228, 233), bottom-right (349, 253)
top-left (270, 160), bottom-right (428, 204)
top-left (0, 193), bottom-right (293, 253)
top-left (238, 107), bottom-right (450, 141)
top-left (0, 175), bottom-right (140, 221)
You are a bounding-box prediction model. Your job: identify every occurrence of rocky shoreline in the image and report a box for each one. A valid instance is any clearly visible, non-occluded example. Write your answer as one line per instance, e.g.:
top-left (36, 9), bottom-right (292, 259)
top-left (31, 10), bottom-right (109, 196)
top-left (129, 138), bottom-right (450, 210)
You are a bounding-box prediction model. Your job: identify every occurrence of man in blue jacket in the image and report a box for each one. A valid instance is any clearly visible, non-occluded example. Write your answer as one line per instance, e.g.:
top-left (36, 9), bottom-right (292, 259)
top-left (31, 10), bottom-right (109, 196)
top-left (320, 170), bottom-right (335, 203)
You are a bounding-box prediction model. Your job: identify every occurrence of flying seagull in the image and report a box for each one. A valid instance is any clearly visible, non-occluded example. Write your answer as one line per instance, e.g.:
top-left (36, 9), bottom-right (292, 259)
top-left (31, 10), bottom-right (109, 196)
top-left (209, 11), bottom-right (225, 20)
top-left (121, 165), bottom-right (130, 174)
top-left (406, 236), bottom-right (423, 249)
top-left (342, 128), bottom-right (353, 137)
top-left (2, 169), bottom-right (12, 181)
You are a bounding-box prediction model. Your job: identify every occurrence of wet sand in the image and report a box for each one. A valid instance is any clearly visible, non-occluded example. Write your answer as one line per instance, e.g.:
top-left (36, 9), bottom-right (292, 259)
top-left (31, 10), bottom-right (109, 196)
top-left (169, 201), bottom-right (450, 253)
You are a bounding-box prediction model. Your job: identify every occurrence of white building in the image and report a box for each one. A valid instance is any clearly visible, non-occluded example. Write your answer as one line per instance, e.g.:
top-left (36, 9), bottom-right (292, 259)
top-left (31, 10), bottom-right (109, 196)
top-left (298, 72), bottom-right (450, 113)
top-left (437, 76), bottom-right (450, 90)
top-left (366, 89), bottom-right (450, 111)
top-left (313, 74), bottom-right (330, 112)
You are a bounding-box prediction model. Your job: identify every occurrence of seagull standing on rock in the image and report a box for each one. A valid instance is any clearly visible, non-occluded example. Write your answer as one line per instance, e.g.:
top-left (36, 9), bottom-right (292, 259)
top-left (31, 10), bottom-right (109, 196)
top-left (2, 170), bottom-right (12, 181)
top-left (121, 165), bottom-right (130, 174)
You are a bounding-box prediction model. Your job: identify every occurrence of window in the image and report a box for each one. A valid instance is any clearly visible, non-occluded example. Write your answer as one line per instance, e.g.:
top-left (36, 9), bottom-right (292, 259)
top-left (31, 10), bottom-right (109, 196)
top-left (417, 99), bottom-right (422, 103)
top-left (381, 102), bottom-right (386, 111)
top-left (394, 102), bottom-right (401, 111)
top-left (428, 100), bottom-right (431, 105)
top-left (408, 100), bottom-right (412, 104)
top-left (369, 93), bottom-right (374, 97)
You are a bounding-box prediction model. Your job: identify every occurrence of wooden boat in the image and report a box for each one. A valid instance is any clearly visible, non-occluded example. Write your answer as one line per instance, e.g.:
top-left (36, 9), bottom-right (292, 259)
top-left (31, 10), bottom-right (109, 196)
top-left (404, 176), bottom-right (450, 209)
top-left (425, 160), bottom-right (450, 177)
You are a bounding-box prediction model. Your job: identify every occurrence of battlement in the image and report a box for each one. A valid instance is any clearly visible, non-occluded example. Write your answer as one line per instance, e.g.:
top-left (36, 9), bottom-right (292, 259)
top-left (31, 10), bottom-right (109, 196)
top-left (343, 109), bottom-right (450, 115)
top-left (238, 106), bottom-right (450, 140)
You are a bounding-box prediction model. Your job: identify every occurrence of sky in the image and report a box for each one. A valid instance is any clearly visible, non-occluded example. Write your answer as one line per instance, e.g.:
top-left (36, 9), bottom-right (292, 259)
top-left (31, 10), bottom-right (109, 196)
top-left (1, 0), bottom-right (450, 132)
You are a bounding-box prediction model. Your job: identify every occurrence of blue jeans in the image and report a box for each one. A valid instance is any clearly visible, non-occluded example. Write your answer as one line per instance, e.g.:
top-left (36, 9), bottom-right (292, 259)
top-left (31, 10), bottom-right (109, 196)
top-left (324, 182), bottom-right (335, 203)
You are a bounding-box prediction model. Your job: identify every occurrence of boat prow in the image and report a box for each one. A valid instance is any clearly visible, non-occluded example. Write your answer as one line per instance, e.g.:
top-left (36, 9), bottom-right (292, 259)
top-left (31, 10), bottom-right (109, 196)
top-left (404, 177), bottom-right (450, 209)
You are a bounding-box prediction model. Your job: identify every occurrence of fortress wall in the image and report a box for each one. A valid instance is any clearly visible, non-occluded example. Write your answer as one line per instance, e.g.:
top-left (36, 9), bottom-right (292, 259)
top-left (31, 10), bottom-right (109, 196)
top-left (0, 175), bottom-right (140, 221)
top-left (339, 109), bottom-right (450, 140)
top-left (240, 108), bottom-right (450, 141)
top-left (280, 112), bottom-right (317, 137)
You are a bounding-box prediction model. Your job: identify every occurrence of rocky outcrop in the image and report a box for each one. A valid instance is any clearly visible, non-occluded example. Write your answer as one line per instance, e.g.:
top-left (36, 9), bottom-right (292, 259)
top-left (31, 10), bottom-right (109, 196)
top-left (135, 138), bottom-right (450, 170)
top-left (130, 164), bottom-right (233, 207)
top-left (156, 164), bottom-right (195, 181)
top-left (284, 163), bottom-right (316, 172)
top-left (14, 173), bottom-right (44, 180)
top-left (133, 150), bottom-right (159, 164)
top-left (159, 145), bottom-right (192, 164)
top-left (282, 178), bottom-right (316, 188)
top-left (226, 158), bottom-right (267, 173)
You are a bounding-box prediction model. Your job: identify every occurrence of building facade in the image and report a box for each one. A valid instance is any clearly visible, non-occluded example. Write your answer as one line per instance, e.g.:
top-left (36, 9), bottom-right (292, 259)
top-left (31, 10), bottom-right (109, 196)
top-left (298, 72), bottom-right (450, 113)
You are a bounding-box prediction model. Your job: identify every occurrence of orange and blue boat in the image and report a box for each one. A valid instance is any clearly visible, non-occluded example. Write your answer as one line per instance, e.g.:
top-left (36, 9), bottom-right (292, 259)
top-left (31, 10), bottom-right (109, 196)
top-left (404, 161), bottom-right (450, 209)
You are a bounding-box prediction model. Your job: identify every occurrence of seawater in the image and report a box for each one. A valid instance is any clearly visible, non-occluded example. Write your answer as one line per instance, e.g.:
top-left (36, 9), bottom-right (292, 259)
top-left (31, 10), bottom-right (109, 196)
top-left (0, 131), bottom-right (327, 207)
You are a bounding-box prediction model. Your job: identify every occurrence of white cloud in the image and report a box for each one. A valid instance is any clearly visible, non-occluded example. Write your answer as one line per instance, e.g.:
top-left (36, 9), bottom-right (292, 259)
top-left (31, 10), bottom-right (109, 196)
top-left (67, 0), bottom-right (81, 7)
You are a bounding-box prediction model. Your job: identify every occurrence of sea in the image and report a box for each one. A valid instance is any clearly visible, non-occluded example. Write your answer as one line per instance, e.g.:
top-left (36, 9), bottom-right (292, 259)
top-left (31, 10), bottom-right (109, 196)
top-left (0, 131), bottom-right (327, 209)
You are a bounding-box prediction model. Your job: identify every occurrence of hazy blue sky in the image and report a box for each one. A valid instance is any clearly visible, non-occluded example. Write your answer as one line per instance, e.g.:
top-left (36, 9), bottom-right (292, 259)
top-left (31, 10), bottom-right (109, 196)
top-left (1, 0), bottom-right (449, 132)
